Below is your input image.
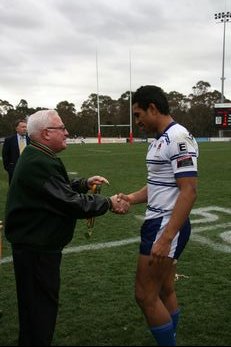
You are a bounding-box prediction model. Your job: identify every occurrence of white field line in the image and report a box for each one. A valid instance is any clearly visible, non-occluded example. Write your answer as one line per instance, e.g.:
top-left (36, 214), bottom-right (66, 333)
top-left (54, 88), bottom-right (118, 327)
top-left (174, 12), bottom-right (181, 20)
top-left (1, 206), bottom-right (231, 265)
top-left (85, 149), bottom-right (112, 153)
top-left (0, 237), bottom-right (140, 265)
top-left (1, 223), bottom-right (231, 265)
top-left (191, 222), bottom-right (231, 253)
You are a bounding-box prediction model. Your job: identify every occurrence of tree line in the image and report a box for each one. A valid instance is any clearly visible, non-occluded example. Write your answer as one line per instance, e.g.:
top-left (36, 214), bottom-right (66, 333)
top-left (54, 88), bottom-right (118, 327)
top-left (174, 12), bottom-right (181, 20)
top-left (0, 81), bottom-right (230, 138)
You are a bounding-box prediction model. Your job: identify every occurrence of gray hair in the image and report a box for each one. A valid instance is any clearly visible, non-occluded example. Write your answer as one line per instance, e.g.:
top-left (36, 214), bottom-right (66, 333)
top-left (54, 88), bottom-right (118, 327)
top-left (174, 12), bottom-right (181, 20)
top-left (27, 110), bottom-right (59, 137)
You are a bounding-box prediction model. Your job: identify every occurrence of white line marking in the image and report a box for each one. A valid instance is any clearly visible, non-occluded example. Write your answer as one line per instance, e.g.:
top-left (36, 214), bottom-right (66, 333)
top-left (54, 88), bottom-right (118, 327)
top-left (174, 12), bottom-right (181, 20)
top-left (220, 231), bottom-right (231, 244)
top-left (86, 149), bottom-right (111, 153)
top-left (135, 206), bottom-right (231, 224)
top-left (190, 206), bottom-right (231, 224)
top-left (0, 256), bottom-right (12, 264)
top-left (63, 237), bottom-right (140, 255)
top-left (1, 206), bottom-right (231, 265)
top-left (0, 237), bottom-right (140, 265)
top-left (191, 223), bottom-right (231, 253)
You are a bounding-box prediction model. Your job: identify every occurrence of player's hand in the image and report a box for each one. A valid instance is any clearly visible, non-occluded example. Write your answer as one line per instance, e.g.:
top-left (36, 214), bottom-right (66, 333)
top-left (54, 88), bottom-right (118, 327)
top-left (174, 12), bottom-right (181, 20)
top-left (110, 194), bottom-right (130, 214)
top-left (151, 234), bottom-right (172, 261)
top-left (116, 193), bottom-right (130, 203)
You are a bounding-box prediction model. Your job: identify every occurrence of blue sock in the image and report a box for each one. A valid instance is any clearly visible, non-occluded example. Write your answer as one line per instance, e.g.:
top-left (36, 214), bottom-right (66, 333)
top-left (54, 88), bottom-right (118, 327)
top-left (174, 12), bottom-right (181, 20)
top-left (171, 309), bottom-right (180, 335)
top-left (150, 320), bottom-right (176, 346)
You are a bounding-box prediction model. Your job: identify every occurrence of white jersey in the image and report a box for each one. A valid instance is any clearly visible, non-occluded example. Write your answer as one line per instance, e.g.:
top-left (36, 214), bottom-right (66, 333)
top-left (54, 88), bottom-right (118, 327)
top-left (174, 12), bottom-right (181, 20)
top-left (145, 122), bottom-right (199, 220)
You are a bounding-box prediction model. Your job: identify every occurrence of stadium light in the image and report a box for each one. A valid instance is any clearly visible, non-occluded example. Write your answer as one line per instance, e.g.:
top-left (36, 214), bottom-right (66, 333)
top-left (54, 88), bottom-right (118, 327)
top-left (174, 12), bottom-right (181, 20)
top-left (214, 11), bottom-right (231, 103)
top-left (129, 49), bottom-right (133, 144)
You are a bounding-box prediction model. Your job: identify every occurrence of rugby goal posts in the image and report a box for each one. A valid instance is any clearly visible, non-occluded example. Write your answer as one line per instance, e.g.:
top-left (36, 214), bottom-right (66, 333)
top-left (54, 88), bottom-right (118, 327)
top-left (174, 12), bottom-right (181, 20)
top-left (97, 124), bottom-right (133, 144)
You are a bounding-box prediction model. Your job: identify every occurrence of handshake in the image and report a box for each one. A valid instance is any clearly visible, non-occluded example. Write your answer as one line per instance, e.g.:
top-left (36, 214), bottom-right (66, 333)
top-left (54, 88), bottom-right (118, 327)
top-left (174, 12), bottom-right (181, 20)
top-left (87, 176), bottom-right (130, 215)
top-left (109, 193), bottom-right (130, 214)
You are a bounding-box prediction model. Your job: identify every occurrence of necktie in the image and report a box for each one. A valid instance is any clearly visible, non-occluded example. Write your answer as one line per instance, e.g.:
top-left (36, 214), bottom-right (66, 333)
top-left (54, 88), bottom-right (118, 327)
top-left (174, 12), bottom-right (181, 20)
top-left (19, 136), bottom-right (26, 154)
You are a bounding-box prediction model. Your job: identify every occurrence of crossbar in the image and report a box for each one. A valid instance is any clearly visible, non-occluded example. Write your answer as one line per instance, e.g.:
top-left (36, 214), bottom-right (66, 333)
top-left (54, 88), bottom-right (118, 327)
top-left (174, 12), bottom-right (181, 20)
top-left (100, 124), bottom-right (130, 127)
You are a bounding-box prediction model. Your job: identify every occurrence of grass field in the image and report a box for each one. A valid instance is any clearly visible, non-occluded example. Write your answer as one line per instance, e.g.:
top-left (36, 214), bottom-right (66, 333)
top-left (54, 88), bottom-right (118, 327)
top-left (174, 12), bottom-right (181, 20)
top-left (0, 141), bottom-right (231, 346)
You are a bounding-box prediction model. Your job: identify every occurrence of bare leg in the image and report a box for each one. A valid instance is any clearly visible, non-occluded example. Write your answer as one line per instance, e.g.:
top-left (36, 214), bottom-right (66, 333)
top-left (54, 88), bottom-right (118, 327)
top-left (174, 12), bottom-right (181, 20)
top-left (135, 254), bottom-right (175, 326)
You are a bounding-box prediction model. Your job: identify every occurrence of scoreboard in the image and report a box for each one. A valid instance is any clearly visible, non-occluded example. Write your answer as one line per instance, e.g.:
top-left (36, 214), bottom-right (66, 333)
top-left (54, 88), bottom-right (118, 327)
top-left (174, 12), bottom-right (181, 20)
top-left (214, 103), bottom-right (231, 129)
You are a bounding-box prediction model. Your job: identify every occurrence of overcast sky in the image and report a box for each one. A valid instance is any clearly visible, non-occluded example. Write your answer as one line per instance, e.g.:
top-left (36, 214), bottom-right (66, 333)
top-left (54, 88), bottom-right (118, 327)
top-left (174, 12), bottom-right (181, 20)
top-left (1, 0), bottom-right (231, 111)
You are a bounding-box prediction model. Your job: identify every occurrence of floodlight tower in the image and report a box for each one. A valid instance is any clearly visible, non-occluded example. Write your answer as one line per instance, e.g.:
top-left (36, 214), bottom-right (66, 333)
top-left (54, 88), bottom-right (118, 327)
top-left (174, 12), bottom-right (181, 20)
top-left (214, 11), bottom-right (231, 103)
top-left (129, 49), bottom-right (133, 144)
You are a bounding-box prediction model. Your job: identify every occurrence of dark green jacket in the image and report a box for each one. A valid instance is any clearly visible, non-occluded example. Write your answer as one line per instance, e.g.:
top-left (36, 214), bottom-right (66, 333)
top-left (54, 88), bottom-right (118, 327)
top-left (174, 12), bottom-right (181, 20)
top-left (5, 141), bottom-right (111, 251)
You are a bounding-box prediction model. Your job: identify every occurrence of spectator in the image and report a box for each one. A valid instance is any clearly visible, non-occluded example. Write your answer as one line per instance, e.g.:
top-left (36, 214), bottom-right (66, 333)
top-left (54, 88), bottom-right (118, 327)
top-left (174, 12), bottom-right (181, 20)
top-left (2, 119), bottom-right (30, 184)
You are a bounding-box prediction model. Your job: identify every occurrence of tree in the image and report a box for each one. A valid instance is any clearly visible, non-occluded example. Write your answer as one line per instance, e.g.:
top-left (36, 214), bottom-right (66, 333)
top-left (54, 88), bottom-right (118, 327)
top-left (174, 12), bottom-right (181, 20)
top-left (0, 100), bottom-right (14, 136)
top-left (0, 99), bottom-right (14, 116)
top-left (115, 91), bottom-right (134, 137)
top-left (187, 81), bottom-right (221, 136)
top-left (56, 101), bottom-right (77, 137)
top-left (1, 80), bottom-right (230, 138)
top-left (165, 91), bottom-right (190, 130)
top-left (77, 94), bottom-right (98, 136)
top-left (167, 91), bottom-right (189, 113)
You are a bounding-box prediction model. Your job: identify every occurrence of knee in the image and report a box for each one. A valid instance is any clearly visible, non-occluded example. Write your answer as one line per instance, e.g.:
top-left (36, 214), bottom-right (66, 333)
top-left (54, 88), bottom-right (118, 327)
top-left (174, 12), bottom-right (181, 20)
top-left (135, 288), bottom-right (155, 309)
top-left (135, 286), bottom-right (146, 308)
top-left (160, 286), bottom-right (175, 302)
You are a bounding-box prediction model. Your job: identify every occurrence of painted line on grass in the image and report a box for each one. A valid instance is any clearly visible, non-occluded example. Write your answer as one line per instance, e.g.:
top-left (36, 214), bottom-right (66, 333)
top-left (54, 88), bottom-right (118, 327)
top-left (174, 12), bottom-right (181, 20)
top-left (63, 237), bottom-right (140, 255)
top-left (135, 206), bottom-right (231, 253)
top-left (0, 237), bottom-right (140, 265)
top-left (86, 149), bottom-right (112, 153)
top-left (2, 223), bottom-right (231, 265)
top-left (191, 222), bottom-right (231, 253)
top-left (1, 206), bottom-right (231, 265)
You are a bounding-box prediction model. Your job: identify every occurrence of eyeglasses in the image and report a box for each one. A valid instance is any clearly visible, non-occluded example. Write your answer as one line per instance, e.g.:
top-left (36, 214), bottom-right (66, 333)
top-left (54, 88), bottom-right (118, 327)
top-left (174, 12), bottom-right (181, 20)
top-left (46, 126), bottom-right (66, 131)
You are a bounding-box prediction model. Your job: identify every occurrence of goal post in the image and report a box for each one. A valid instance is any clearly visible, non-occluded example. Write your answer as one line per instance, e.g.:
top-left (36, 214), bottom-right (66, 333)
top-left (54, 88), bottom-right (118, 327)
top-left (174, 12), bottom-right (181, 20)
top-left (98, 124), bottom-right (133, 143)
top-left (96, 49), bottom-right (133, 144)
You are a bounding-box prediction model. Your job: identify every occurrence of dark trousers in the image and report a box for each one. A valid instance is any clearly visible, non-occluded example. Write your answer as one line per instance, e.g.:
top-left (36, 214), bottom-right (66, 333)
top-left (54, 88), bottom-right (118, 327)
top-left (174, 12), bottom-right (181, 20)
top-left (12, 247), bottom-right (62, 346)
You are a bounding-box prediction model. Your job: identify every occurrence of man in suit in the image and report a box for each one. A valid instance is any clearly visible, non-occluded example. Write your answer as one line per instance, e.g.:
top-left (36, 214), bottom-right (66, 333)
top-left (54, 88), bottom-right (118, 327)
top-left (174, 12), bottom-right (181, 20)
top-left (2, 119), bottom-right (30, 184)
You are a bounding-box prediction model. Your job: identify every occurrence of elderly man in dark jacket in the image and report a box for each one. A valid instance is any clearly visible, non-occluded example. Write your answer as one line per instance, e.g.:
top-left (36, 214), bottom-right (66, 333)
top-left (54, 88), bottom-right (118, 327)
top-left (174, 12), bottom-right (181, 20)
top-left (5, 109), bottom-right (129, 346)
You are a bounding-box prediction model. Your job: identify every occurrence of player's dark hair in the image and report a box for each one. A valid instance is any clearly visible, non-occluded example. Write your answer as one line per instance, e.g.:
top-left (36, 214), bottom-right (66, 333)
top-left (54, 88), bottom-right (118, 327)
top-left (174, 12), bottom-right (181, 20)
top-left (132, 85), bottom-right (169, 115)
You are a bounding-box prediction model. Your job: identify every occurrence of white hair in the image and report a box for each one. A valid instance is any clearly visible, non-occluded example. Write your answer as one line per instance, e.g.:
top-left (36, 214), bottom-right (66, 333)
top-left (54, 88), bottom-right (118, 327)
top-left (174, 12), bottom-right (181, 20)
top-left (27, 110), bottom-right (59, 137)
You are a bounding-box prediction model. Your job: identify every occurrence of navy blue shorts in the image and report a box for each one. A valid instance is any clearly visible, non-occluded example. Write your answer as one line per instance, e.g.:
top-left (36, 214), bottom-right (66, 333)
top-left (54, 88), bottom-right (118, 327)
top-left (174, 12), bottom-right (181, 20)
top-left (140, 216), bottom-right (191, 259)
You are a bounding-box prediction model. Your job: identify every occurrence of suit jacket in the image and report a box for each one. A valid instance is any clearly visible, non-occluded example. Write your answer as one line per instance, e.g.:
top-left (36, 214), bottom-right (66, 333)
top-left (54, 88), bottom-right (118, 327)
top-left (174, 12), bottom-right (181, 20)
top-left (2, 133), bottom-right (30, 183)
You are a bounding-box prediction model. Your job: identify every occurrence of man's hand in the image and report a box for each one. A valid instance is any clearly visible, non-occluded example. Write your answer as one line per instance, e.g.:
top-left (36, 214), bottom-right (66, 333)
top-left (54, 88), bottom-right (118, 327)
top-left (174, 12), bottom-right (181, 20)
top-left (109, 195), bottom-right (130, 214)
top-left (151, 233), bottom-right (172, 262)
top-left (87, 175), bottom-right (109, 189)
top-left (116, 193), bottom-right (130, 203)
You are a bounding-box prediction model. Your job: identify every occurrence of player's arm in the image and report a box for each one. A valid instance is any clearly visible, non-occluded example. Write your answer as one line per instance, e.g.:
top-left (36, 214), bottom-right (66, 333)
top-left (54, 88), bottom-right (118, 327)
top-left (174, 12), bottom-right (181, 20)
top-left (162, 134), bottom-right (198, 242)
top-left (117, 185), bottom-right (147, 205)
top-left (163, 176), bottom-right (198, 242)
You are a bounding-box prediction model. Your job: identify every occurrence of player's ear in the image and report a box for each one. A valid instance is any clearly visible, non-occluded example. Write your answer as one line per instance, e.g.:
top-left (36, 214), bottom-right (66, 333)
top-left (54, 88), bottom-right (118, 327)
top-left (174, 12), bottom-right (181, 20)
top-left (149, 103), bottom-right (159, 115)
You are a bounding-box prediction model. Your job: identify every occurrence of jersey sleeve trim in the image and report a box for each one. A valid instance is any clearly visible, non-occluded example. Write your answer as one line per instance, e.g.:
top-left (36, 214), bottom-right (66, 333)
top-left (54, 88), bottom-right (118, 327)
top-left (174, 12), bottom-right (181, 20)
top-left (175, 171), bottom-right (198, 178)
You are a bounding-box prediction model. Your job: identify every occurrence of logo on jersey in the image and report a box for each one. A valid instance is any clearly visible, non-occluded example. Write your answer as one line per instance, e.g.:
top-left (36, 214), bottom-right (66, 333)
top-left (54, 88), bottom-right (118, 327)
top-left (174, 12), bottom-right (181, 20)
top-left (177, 155), bottom-right (193, 168)
top-left (153, 140), bottom-right (164, 150)
top-left (178, 142), bottom-right (188, 153)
